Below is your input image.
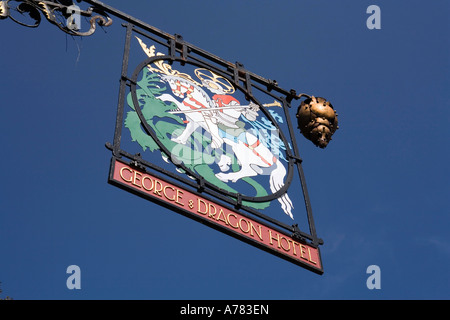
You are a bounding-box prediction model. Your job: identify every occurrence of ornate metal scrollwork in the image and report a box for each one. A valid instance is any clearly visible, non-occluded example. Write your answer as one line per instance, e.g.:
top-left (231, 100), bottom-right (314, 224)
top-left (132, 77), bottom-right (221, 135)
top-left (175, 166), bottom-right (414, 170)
top-left (0, 0), bottom-right (112, 36)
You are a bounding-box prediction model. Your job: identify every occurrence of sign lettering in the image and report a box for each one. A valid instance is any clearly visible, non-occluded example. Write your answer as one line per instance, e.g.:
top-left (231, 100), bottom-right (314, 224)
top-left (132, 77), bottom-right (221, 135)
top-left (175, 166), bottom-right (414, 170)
top-left (109, 158), bottom-right (322, 273)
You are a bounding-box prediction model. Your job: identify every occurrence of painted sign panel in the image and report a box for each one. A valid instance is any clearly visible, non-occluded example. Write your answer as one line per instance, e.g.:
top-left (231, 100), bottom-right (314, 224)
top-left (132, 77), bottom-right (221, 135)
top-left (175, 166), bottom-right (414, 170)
top-left (109, 158), bottom-right (322, 273)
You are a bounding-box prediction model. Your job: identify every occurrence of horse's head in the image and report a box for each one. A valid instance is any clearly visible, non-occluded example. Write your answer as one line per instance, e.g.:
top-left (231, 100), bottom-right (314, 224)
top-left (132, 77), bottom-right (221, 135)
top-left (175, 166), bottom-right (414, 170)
top-left (242, 102), bottom-right (259, 121)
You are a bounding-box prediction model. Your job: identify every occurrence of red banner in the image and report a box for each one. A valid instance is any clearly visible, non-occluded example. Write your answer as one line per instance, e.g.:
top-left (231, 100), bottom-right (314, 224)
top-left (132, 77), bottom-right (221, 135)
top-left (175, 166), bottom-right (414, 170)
top-left (109, 158), bottom-right (323, 273)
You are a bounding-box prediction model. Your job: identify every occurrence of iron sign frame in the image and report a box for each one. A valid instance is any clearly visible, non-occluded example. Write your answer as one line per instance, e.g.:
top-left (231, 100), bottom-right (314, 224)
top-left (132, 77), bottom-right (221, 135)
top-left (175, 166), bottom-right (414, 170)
top-left (105, 23), bottom-right (324, 274)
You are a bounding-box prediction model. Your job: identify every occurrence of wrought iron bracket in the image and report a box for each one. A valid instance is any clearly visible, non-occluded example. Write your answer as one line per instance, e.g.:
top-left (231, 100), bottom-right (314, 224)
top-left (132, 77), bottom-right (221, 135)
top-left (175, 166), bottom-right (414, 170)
top-left (286, 89), bottom-right (298, 104)
top-left (129, 153), bottom-right (146, 171)
top-left (0, 0), bottom-right (112, 36)
top-left (3, 0), bottom-right (337, 271)
top-left (234, 193), bottom-right (242, 210)
top-left (291, 224), bottom-right (324, 247)
top-left (196, 176), bottom-right (205, 193)
top-left (171, 33), bottom-right (188, 62)
top-left (291, 224), bottom-right (306, 242)
top-left (290, 155), bottom-right (303, 164)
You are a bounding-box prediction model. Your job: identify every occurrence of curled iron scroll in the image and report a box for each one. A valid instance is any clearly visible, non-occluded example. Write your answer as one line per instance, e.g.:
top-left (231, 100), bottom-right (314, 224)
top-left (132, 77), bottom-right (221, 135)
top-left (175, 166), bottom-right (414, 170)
top-left (0, 0), bottom-right (112, 36)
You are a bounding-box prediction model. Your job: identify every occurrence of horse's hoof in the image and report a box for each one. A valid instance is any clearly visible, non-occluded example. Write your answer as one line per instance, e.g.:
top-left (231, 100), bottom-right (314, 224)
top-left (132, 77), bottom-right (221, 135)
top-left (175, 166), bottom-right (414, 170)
top-left (215, 173), bottom-right (229, 182)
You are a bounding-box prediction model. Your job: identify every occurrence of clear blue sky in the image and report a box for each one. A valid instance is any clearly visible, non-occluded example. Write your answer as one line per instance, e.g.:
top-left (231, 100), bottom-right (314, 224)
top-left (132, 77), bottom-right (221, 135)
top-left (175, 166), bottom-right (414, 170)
top-left (0, 0), bottom-right (448, 300)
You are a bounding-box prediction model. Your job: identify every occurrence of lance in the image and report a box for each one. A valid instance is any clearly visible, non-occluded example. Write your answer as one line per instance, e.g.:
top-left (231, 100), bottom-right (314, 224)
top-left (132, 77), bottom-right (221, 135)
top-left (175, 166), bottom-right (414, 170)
top-left (168, 100), bottom-right (282, 114)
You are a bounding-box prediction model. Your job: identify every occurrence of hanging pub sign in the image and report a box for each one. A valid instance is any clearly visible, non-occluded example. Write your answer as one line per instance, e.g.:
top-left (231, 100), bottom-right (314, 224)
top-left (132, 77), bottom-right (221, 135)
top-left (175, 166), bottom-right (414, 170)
top-left (105, 23), bottom-right (338, 275)
top-left (0, 0), bottom-right (338, 275)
